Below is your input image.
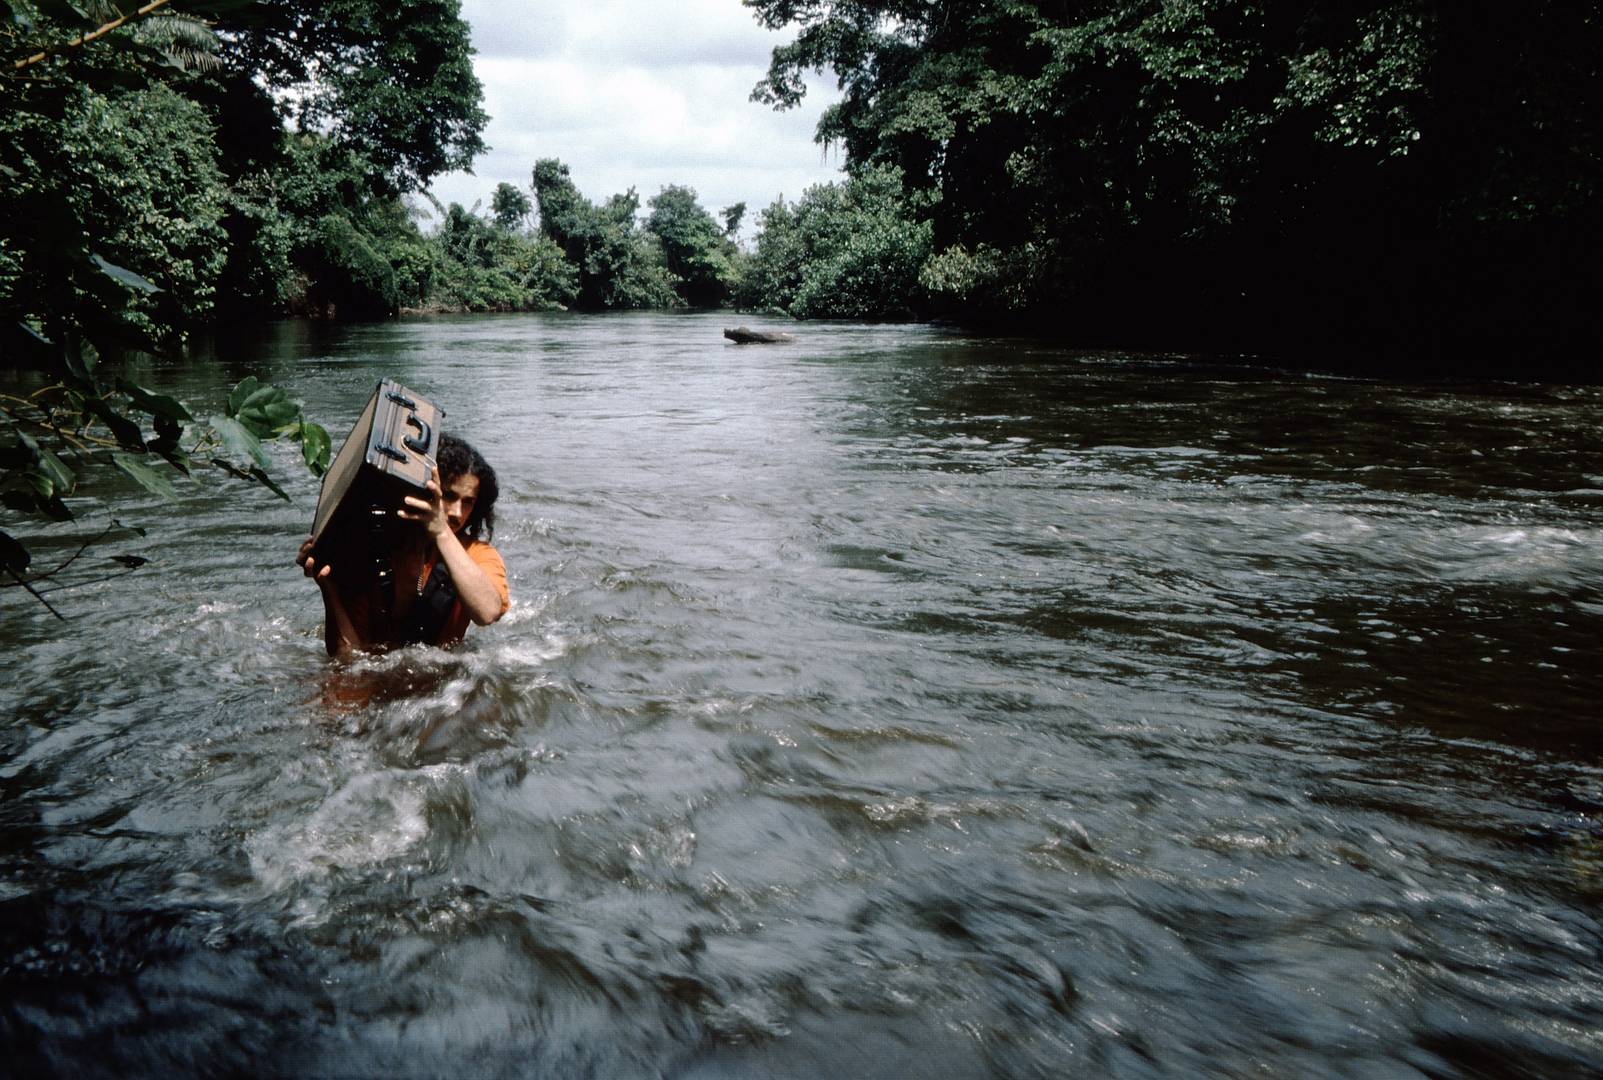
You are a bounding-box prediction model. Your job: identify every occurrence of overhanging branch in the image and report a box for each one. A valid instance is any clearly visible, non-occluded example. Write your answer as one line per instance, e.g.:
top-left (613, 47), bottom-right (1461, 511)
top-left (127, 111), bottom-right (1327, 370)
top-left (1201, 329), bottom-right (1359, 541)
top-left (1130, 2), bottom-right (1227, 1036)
top-left (11, 0), bottom-right (177, 72)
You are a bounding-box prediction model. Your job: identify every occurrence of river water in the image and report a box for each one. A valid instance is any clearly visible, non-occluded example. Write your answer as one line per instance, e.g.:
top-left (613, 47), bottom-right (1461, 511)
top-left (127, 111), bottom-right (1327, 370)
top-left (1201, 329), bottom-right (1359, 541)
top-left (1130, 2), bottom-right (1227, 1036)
top-left (4, 313), bottom-right (1602, 1078)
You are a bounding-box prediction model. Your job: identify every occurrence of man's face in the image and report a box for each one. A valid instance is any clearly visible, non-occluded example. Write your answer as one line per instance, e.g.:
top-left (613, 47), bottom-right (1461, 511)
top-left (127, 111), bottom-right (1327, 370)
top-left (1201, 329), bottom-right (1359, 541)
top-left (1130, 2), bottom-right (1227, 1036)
top-left (441, 473), bottom-right (480, 535)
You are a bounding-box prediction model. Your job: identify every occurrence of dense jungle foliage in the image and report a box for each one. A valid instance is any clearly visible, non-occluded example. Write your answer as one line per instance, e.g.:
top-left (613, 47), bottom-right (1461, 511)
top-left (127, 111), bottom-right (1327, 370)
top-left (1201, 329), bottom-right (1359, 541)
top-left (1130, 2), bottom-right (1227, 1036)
top-left (741, 0), bottom-right (1601, 370)
top-left (1, 0), bottom-right (488, 597)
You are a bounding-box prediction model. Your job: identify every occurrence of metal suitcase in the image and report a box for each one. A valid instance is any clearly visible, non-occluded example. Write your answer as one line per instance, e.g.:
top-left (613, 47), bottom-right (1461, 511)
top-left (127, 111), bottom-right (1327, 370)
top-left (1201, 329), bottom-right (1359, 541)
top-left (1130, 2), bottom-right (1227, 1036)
top-left (310, 378), bottom-right (444, 588)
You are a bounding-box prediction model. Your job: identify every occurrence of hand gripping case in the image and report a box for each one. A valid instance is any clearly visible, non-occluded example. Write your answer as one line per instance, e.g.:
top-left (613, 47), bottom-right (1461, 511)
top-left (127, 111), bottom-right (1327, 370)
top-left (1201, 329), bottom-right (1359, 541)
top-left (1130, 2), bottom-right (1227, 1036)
top-left (310, 379), bottom-right (444, 589)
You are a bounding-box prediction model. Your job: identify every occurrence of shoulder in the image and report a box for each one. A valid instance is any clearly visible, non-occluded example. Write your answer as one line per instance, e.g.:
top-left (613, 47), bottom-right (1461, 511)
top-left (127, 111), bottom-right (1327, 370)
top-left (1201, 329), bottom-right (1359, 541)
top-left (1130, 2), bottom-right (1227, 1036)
top-left (462, 538), bottom-right (511, 614)
top-left (463, 538), bottom-right (505, 571)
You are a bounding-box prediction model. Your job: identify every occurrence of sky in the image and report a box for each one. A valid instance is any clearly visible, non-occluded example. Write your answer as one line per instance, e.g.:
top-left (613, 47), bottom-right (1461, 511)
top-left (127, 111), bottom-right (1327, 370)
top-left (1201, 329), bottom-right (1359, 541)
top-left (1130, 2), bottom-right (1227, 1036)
top-left (422, 0), bottom-right (846, 237)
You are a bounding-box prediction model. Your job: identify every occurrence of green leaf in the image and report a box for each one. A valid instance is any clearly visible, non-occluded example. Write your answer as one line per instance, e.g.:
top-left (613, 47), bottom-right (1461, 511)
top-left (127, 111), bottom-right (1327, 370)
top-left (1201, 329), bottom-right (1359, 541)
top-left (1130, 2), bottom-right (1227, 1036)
top-left (9, 467), bottom-right (54, 500)
top-left (83, 396), bottom-right (145, 450)
top-left (155, 444), bottom-right (192, 476)
top-left (248, 467), bottom-right (290, 502)
top-left (226, 376), bottom-right (260, 419)
top-left (149, 413), bottom-right (191, 475)
top-left (235, 383), bottom-right (298, 437)
top-left (210, 414), bottom-right (268, 469)
top-left (0, 478), bottom-right (73, 522)
top-left (0, 483), bottom-right (71, 522)
top-left (237, 384), bottom-right (281, 412)
top-left (111, 451), bottom-right (178, 501)
top-left (64, 339), bottom-right (96, 384)
top-left (261, 401), bottom-right (302, 432)
top-left (300, 422), bottom-right (332, 476)
top-left (17, 433), bottom-right (75, 493)
top-left (91, 254), bottom-right (160, 295)
top-left (150, 413), bottom-right (185, 454)
top-left (0, 529), bottom-right (29, 575)
top-left (116, 379), bottom-right (194, 423)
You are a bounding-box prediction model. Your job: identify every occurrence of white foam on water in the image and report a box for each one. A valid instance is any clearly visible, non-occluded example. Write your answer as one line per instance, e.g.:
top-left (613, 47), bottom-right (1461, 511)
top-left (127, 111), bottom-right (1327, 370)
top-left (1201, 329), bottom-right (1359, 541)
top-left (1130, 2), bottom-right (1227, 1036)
top-left (246, 769), bottom-right (432, 895)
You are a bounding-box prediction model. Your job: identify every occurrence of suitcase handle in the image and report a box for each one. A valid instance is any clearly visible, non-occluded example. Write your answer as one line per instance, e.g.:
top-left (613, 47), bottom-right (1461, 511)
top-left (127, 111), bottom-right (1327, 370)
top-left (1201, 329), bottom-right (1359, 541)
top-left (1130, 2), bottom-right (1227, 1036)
top-left (403, 414), bottom-right (432, 454)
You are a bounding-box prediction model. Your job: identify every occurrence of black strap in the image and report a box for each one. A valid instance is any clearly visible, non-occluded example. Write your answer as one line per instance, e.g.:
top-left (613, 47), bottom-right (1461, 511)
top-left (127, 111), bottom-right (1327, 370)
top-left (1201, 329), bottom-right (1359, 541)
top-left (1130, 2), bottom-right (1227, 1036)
top-left (400, 558), bottom-right (458, 644)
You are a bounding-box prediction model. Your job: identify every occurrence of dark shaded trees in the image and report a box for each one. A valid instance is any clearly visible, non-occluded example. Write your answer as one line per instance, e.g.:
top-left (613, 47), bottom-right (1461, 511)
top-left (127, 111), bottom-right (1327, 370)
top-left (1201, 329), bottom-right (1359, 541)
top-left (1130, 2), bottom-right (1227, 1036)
top-left (491, 182), bottom-right (534, 232)
top-left (740, 166), bottom-right (932, 318)
top-left (430, 198), bottom-right (577, 312)
top-left (531, 159), bottom-right (679, 311)
top-left (0, 0), bottom-right (485, 600)
top-left (2, 0), bottom-right (489, 331)
top-left (213, 0), bottom-right (487, 195)
top-left (745, 0), bottom-right (1602, 369)
top-left (644, 186), bottom-right (740, 308)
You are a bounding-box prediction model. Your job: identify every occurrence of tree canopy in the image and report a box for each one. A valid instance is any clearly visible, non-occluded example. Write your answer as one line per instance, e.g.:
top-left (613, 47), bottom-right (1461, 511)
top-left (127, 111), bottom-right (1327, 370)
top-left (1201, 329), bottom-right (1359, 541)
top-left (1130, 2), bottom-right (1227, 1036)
top-left (531, 159), bottom-right (680, 311)
top-left (745, 0), bottom-right (1602, 367)
top-left (1, 0), bottom-right (488, 606)
top-left (645, 186), bottom-right (740, 308)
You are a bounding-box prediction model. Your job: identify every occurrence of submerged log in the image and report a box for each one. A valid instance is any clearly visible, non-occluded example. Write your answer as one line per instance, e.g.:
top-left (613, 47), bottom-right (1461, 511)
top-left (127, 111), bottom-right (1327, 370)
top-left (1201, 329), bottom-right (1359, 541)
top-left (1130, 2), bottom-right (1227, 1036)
top-left (724, 326), bottom-right (796, 344)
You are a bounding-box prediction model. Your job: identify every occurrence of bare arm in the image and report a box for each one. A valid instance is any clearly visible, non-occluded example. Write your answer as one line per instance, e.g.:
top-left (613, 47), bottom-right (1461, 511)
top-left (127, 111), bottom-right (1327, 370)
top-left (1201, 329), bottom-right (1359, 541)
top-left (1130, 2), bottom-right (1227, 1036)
top-left (400, 480), bottom-right (506, 626)
top-left (433, 528), bottom-right (505, 625)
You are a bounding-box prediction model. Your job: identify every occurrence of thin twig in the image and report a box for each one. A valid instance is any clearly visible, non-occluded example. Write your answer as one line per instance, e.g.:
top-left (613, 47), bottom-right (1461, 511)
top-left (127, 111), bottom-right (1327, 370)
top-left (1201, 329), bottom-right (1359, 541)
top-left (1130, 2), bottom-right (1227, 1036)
top-left (12, 0), bottom-right (176, 71)
top-left (6, 568), bottom-right (65, 619)
top-left (0, 408), bottom-right (113, 452)
top-left (0, 519), bottom-right (144, 592)
top-left (32, 519), bottom-right (118, 580)
top-left (34, 567), bottom-right (141, 595)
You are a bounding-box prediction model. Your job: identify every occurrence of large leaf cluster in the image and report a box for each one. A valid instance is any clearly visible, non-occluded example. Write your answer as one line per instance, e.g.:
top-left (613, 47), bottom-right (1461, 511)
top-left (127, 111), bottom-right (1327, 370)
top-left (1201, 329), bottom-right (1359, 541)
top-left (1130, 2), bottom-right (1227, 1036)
top-left (211, 0), bottom-right (487, 195)
top-left (741, 166), bottom-right (933, 319)
top-left (1, 278), bottom-right (329, 608)
top-left (4, 83), bottom-right (228, 346)
top-left (644, 186), bottom-right (741, 309)
top-left (2, 0), bottom-right (490, 336)
top-left (531, 160), bottom-right (682, 312)
top-left (430, 200), bottom-right (577, 313)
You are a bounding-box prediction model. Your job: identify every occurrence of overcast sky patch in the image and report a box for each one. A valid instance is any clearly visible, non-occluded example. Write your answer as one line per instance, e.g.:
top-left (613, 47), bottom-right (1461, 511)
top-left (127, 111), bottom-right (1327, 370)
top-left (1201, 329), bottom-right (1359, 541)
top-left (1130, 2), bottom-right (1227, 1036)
top-left (422, 0), bottom-right (845, 236)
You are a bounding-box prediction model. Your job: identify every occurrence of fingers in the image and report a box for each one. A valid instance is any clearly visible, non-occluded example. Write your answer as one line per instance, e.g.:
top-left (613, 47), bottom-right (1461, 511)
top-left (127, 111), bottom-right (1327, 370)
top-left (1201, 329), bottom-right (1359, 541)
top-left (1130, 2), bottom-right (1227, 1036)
top-left (399, 490), bottom-right (444, 531)
top-left (302, 554), bottom-right (333, 585)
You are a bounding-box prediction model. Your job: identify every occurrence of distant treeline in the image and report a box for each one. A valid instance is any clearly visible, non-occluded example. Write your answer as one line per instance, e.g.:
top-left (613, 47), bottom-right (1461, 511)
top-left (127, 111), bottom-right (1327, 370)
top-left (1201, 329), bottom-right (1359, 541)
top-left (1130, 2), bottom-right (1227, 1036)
top-left (4, 1), bottom-right (1597, 374)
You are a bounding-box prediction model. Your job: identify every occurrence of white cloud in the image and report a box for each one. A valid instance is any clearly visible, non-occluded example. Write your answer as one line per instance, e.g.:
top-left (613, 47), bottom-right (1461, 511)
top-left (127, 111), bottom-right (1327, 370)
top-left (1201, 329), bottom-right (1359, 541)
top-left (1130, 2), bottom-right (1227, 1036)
top-left (423, 0), bottom-right (845, 235)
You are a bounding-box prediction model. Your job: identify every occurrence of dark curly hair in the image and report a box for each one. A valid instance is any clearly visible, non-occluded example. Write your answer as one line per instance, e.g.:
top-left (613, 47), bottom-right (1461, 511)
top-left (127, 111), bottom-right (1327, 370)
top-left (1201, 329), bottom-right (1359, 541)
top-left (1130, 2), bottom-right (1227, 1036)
top-left (436, 433), bottom-right (498, 542)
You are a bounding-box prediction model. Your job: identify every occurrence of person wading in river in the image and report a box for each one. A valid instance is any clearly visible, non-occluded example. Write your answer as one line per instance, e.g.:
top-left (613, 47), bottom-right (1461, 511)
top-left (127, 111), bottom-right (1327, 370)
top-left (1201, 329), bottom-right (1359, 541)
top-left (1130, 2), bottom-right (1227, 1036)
top-left (297, 433), bottom-right (510, 657)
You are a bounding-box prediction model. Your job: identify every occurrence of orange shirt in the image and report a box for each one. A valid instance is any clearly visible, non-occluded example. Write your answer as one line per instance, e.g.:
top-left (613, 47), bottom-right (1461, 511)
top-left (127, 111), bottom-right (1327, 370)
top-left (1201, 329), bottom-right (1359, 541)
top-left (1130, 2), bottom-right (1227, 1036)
top-left (342, 539), bottom-right (509, 649)
top-left (427, 539), bottom-right (510, 646)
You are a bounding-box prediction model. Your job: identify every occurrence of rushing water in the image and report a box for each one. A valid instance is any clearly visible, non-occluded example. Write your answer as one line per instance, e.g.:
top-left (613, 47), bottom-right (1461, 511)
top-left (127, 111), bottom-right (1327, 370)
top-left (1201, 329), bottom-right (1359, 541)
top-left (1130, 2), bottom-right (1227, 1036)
top-left (4, 313), bottom-right (1602, 1078)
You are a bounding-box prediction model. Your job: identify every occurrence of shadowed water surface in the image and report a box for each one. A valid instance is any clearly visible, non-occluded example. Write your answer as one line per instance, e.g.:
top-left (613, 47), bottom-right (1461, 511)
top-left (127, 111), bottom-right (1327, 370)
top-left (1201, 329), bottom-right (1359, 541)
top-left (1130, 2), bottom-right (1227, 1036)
top-left (3, 313), bottom-right (1602, 1078)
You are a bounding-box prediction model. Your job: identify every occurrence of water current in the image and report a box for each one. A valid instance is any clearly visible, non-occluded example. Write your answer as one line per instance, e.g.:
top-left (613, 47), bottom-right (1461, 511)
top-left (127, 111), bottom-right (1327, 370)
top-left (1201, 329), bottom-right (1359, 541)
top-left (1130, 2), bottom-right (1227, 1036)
top-left (4, 313), bottom-right (1602, 1078)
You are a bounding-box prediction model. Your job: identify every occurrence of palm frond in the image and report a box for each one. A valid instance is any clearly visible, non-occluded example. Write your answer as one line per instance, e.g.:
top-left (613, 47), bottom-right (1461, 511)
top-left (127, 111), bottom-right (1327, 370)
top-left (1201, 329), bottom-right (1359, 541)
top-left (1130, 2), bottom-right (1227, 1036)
top-left (130, 12), bottom-right (221, 72)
